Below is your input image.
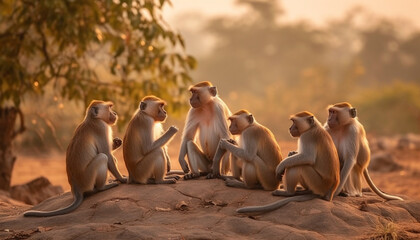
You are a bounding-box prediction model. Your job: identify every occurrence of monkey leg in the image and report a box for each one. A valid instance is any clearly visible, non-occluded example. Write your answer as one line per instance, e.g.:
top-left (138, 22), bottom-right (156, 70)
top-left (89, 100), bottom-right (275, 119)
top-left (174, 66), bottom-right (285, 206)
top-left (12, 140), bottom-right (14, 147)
top-left (220, 152), bottom-right (231, 175)
top-left (241, 163), bottom-right (259, 188)
top-left (230, 155), bottom-right (242, 180)
top-left (84, 153), bottom-right (119, 193)
top-left (272, 167), bottom-right (300, 196)
top-left (132, 149), bottom-right (170, 184)
top-left (300, 166), bottom-right (332, 198)
top-left (342, 165), bottom-right (364, 197)
top-left (225, 163), bottom-right (259, 189)
top-left (150, 149), bottom-right (176, 184)
top-left (252, 160), bottom-right (279, 191)
top-left (335, 157), bottom-right (356, 196)
top-left (185, 141), bottom-right (211, 180)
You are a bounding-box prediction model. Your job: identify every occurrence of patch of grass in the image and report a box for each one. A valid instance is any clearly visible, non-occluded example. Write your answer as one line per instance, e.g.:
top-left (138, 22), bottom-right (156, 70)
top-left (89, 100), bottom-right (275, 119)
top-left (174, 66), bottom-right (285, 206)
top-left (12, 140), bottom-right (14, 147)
top-left (369, 219), bottom-right (401, 240)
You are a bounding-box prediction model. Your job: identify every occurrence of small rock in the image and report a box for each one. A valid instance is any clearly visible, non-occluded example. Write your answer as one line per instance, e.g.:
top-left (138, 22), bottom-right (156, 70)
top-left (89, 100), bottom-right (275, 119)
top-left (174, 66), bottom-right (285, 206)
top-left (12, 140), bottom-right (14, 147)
top-left (35, 227), bottom-right (52, 233)
top-left (369, 152), bottom-right (403, 172)
top-left (10, 177), bottom-right (63, 205)
top-left (204, 199), bottom-right (228, 207)
top-left (155, 207), bottom-right (171, 212)
top-left (175, 201), bottom-right (189, 211)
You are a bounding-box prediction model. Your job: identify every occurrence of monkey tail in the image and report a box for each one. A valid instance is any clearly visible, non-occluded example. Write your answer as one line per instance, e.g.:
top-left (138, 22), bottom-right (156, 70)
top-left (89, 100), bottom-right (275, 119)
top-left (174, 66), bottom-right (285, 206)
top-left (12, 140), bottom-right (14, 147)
top-left (236, 194), bottom-right (318, 214)
top-left (23, 190), bottom-right (84, 217)
top-left (363, 169), bottom-right (403, 201)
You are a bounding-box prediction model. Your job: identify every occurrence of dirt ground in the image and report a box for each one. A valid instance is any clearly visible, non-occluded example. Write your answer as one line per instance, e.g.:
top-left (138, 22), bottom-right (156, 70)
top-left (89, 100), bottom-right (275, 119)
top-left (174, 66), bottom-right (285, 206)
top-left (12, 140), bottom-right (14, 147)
top-left (10, 141), bottom-right (420, 201)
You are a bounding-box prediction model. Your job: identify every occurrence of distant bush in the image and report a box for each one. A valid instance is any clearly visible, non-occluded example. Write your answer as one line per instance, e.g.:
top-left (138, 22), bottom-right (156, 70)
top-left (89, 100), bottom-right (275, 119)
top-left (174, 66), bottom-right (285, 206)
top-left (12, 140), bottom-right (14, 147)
top-left (354, 82), bottom-right (420, 135)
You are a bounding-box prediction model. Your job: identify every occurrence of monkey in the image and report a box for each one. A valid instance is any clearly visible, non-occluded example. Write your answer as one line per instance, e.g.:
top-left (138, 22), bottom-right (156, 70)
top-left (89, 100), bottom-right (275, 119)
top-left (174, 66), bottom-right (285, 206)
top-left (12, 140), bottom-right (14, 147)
top-left (210, 110), bottom-right (281, 190)
top-left (325, 102), bottom-right (403, 200)
top-left (178, 81), bottom-right (233, 180)
top-left (24, 100), bottom-right (126, 217)
top-left (123, 96), bottom-right (179, 184)
top-left (237, 111), bottom-right (340, 214)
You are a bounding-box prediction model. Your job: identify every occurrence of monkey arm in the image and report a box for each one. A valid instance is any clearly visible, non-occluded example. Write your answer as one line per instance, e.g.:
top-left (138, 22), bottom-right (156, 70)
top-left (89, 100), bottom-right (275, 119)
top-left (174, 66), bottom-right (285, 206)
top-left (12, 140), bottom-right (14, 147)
top-left (211, 141), bottom-right (228, 176)
top-left (144, 126), bottom-right (178, 155)
top-left (163, 146), bottom-right (171, 172)
top-left (222, 139), bottom-right (265, 167)
top-left (335, 128), bottom-right (359, 194)
top-left (106, 153), bottom-right (127, 183)
top-left (276, 143), bottom-right (317, 179)
top-left (178, 121), bottom-right (198, 173)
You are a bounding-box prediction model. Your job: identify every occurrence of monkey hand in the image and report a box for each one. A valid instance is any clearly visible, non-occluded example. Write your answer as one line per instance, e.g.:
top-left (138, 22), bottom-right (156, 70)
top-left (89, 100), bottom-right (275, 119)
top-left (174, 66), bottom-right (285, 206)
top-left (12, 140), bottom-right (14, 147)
top-left (288, 151), bottom-right (298, 157)
top-left (206, 172), bottom-right (221, 179)
top-left (112, 137), bottom-right (122, 150)
top-left (227, 139), bottom-right (237, 145)
top-left (219, 139), bottom-right (230, 149)
top-left (168, 126), bottom-right (179, 134)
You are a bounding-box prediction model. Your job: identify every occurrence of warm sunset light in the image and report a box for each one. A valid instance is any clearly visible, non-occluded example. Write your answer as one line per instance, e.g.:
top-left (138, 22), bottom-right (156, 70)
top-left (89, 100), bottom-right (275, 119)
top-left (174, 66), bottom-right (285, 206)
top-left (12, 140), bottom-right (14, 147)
top-left (1, 1), bottom-right (419, 239)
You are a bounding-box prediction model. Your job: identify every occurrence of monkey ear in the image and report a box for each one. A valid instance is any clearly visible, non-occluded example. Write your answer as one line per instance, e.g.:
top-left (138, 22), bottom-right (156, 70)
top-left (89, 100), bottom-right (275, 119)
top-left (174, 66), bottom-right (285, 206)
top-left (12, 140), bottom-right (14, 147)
top-left (350, 108), bottom-right (357, 118)
top-left (209, 86), bottom-right (217, 97)
top-left (307, 116), bottom-right (315, 126)
top-left (247, 114), bottom-right (254, 124)
top-left (140, 101), bottom-right (147, 111)
top-left (90, 106), bottom-right (99, 117)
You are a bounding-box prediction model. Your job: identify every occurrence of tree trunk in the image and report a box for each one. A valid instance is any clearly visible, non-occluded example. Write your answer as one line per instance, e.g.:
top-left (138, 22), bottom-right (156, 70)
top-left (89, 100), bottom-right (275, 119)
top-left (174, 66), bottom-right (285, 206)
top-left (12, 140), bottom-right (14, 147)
top-left (0, 107), bottom-right (25, 191)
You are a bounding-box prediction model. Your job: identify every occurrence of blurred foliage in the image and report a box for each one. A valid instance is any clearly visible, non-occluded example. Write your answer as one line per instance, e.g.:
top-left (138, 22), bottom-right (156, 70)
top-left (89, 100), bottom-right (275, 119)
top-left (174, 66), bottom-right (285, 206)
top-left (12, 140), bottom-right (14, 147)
top-left (354, 82), bottom-right (420, 135)
top-left (0, 0), bottom-right (196, 127)
top-left (6, 0), bottom-right (420, 151)
top-left (190, 0), bottom-right (420, 139)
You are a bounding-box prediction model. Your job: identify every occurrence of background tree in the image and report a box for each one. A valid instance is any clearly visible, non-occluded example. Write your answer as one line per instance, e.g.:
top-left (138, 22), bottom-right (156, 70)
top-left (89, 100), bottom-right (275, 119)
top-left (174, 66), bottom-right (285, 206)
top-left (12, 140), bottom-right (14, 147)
top-left (0, 0), bottom-right (196, 191)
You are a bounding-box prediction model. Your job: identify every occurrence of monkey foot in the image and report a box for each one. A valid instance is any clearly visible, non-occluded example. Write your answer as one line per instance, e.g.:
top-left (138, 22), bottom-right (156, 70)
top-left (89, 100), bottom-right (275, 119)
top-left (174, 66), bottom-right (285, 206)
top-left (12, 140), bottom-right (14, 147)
top-left (183, 173), bottom-right (200, 180)
top-left (206, 173), bottom-right (221, 179)
top-left (338, 192), bottom-right (349, 197)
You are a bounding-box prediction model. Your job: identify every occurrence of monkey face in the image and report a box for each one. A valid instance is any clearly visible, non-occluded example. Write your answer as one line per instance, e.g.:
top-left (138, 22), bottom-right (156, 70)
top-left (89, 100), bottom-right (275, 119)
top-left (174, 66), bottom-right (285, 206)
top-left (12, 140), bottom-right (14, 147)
top-left (228, 118), bottom-right (241, 135)
top-left (289, 116), bottom-right (313, 137)
top-left (189, 88), bottom-right (202, 108)
top-left (289, 121), bottom-right (301, 137)
top-left (140, 99), bottom-right (167, 122)
top-left (108, 108), bottom-right (118, 125)
top-left (156, 103), bottom-right (167, 122)
top-left (89, 101), bottom-right (118, 126)
top-left (327, 108), bottom-right (339, 129)
top-left (189, 86), bottom-right (217, 108)
top-left (228, 113), bottom-right (253, 135)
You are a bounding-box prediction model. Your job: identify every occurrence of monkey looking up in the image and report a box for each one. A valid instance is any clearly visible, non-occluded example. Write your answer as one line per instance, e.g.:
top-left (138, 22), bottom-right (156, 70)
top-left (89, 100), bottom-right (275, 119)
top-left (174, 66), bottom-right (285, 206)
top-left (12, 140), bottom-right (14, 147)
top-left (123, 96), bottom-right (179, 184)
top-left (237, 111), bottom-right (340, 214)
top-left (325, 102), bottom-right (403, 200)
top-left (210, 110), bottom-right (282, 190)
top-left (24, 101), bottom-right (126, 217)
top-left (178, 81), bottom-right (233, 180)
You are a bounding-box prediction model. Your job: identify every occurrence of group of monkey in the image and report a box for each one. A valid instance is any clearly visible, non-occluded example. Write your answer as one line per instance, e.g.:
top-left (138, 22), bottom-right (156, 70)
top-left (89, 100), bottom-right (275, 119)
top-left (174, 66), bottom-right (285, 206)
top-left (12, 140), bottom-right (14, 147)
top-left (24, 81), bottom-right (403, 217)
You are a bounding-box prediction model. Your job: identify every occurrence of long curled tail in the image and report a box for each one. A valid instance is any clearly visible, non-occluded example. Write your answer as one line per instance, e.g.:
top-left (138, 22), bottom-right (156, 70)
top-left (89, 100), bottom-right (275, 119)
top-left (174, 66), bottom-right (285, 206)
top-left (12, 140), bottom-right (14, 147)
top-left (237, 194), bottom-right (318, 214)
top-left (363, 169), bottom-right (403, 201)
top-left (24, 191), bottom-right (83, 217)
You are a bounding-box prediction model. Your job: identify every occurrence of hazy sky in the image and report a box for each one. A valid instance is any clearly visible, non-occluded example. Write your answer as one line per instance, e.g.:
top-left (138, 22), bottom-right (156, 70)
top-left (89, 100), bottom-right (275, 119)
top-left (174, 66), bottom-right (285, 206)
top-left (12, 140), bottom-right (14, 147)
top-left (164, 0), bottom-right (420, 29)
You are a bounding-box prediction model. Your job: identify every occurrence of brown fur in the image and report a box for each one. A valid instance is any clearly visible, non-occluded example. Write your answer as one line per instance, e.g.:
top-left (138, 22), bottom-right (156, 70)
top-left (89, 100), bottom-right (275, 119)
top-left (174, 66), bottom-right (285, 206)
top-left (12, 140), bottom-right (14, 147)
top-left (24, 100), bottom-right (125, 217)
top-left (325, 103), bottom-right (402, 200)
top-left (123, 96), bottom-right (178, 184)
top-left (214, 111), bottom-right (282, 190)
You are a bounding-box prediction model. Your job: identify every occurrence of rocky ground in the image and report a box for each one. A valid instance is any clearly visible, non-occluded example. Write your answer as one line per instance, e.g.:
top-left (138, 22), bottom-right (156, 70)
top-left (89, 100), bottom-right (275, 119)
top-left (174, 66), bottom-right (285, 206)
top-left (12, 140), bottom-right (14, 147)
top-left (1, 179), bottom-right (419, 240)
top-left (1, 139), bottom-right (420, 239)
